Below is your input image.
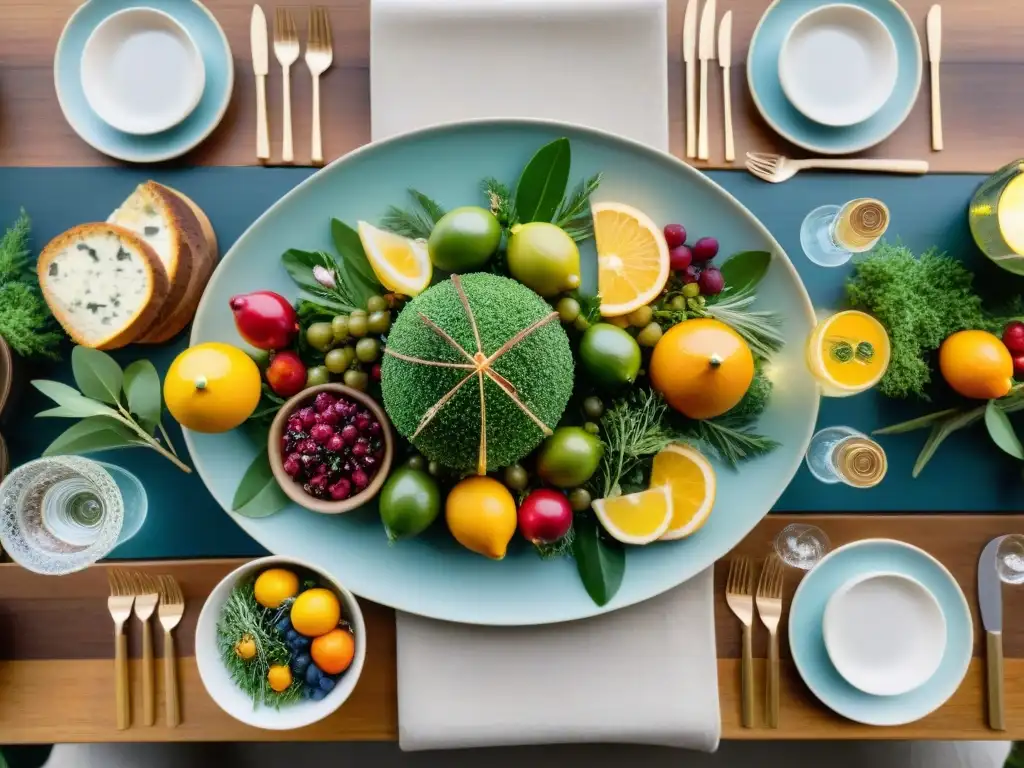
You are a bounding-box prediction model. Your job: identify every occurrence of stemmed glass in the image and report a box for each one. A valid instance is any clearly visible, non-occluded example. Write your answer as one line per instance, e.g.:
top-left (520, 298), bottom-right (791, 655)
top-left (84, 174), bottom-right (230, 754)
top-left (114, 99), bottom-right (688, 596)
top-left (800, 197), bottom-right (889, 267)
top-left (774, 523), bottom-right (831, 571)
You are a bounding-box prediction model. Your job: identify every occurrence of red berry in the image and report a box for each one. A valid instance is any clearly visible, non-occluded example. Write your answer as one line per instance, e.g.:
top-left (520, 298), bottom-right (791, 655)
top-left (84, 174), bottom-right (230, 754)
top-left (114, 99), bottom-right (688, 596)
top-left (309, 473), bottom-right (328, 490)
top-left (283, 457), bottom-right (302, 477)
top-left (326, 434), bottom-right (345, 453)
top-left (355, 412), bottom-right (371, 431)
top-left (681, 265), bottom-right (700, 284)
top-left (669, 245), bottom-right (693, 272)
top-left (287, 417), bottom-right (303, 433)
top-left (329, 479), bottom-right (352, 500)
top-left (298, 407), bottom-right (317, 430)
top-left (299, 439), bottom-right (318, 455)
top-left (663, 223), bottom-right (687, 249)
top-left (371, 363), bottom-right (382, 382)
top-left (320, 407), bottom-right (340, 425)
top-left (309, 423), bottom-right (334, 444)
top-left (698, 267), bottom-right (725, 295)
top-left (351, 469), bottom-right (369, 490)
top-left (353, 440), bottom-right (368, 457)
top-left (1014, 354), bottom-right (1024, 379)
top-left (691, 237), bottom-right (719, 263)
top-left (265, 350), bottom-right (307, 398)
top-left (341, 424), bottom-right (358, 444)
top-left (314, 392), bottom-right (337, 413)
top-left (1004, 321), bottom-right (1024, 355)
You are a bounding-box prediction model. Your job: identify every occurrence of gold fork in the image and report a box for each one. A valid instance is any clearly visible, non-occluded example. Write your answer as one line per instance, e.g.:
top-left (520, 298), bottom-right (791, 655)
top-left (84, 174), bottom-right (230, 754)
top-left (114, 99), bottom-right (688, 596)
top-left (107, 569), bottom-right (136, 730)
top-left (274, 8), bottom-right (301, 164)
top-left (306, 6), bottom-right (334, 165)
top-left (132, 572), bottom-right (159, 726)
top-left (745, 152), bottom-right (929, 183)
top-left (725, 556), bottom-right (755, 728)
top-left (158, 575), bottom-right (185, 727)
top-left (756, 555), bottom-right (784, 728)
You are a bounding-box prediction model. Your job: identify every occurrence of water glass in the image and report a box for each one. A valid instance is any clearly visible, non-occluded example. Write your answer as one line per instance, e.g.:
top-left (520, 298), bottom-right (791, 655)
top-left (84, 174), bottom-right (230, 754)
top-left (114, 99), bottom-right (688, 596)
top-left (805, 426), bottom-right (887, 487)
top-left (774, 523), bottom-right (831, 570)
top-left (800, 198), bottom-right (889, 267)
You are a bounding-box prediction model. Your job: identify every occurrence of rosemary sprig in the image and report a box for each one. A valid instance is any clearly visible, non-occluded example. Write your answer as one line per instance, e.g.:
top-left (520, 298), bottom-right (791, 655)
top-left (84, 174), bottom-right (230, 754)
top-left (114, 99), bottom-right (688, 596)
top-left (695, 288), bottom-right (784, 359)
top-left (380, 188), bottom-right (446, 239)
top-left (481, 176), bottom-right (515, 227)
top-left (688, 418), bottom-right (779, 466)
top-left (554, 173), bottom-right (602, 242)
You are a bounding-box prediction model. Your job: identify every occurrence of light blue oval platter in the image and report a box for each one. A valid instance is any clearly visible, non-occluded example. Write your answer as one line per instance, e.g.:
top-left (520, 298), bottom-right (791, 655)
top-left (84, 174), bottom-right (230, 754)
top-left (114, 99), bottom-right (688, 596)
top-left (747, 0), bottom-right (922, 155)
top-left (187, 119), bottom-right (819, 625)
top-left (790, 539), bottom-right (973, 725)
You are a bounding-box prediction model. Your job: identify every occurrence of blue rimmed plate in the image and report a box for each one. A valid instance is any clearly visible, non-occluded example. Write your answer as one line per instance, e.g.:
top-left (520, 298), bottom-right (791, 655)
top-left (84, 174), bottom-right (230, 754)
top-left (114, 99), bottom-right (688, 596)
top-left (790, 539), bottom-right (973, 726)
top-left (747, 0), bottom-right (922, 155)
top-left (54, 0), bottom-right (233, 163)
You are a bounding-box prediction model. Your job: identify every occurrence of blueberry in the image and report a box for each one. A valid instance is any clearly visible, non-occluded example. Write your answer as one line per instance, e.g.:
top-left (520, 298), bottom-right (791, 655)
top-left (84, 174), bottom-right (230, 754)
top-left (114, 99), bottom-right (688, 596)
top-left (285, 629), bottom-right (299, 643)
top-left (301, 686), bottom-right (314, 700)
top-left (305, 663), bottom-right (323, 686)
top-left (311, 688), bottom-right (327, 701)
top-left (293, 635), bottom-right (311, 650)
top-left (291, 653), bottom-right (311, 674)
top-left (318, 676), bottom-right (336, 692)
top-left (276, 618), bottom-right (291, 633)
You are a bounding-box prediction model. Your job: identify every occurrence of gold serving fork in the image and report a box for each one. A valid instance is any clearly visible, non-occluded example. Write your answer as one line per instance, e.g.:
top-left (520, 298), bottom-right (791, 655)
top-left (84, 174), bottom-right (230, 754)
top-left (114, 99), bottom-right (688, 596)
top-left (274, 7), bottom-right (301, 164)
top-left (107, 569), bottom-right (136, 730)
top-left (745, 151), bottom-right (929, 183)
top-left (725, 556), bottom-right (755, 728)
top-left (158, 575), bottom-right (185, 727)
top-left (756, 555), bottom-right (784, 728)
top-left (132, 572), bottom-right (159, 726)
top-left (305, 6), bottom-right (334, 165)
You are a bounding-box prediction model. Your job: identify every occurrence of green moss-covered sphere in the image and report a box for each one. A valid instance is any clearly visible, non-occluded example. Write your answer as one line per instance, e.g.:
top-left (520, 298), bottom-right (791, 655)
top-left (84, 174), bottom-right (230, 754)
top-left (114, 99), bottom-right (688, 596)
top-left (381, 273), bottom-right (574, 472)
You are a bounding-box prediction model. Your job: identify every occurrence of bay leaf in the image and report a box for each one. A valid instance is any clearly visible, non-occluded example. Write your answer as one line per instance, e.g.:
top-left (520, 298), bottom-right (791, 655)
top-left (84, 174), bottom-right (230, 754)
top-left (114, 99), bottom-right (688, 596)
top-left (42, 416), bottom-right (143, 457)
top-left (232, 448), bottom-right (276, 511)
top-left (514, 138), bottom-right (571, 224)
top-left (32, 380), bottom-right (119, 419)
top-left (235, 480), bottom-right (292, 518)
top-left (331, 219), bottom-right (380, 287)
top-left (123, 359), bottom-right (162, 434)
top-left (572, 515), bottom-right (625, 606)
top-left (986, 399), bottom-right (1024, 459)
top-left (281, 248), bottom-right (337, 292)
top-left (71, 346), bottom-right (123, 405)
top-left (719, 251), bottom-right (771, 295)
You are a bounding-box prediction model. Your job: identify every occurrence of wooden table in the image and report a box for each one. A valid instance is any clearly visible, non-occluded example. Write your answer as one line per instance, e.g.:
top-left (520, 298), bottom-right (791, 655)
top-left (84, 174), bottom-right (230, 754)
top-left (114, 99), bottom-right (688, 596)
top-left (2, 0), bottom-right (1023, 746)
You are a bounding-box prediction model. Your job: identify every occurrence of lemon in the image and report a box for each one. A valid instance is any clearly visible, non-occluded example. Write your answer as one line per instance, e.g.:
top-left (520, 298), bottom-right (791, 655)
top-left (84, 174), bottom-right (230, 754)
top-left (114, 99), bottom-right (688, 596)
top-left (358, 220), bottom-right (432, 296)
top-left (445, 476), bottom-right (517, 560)
top-left (939, 330), bottom-right (1013, 400)
top-left (164, 342), bottom-right (262, 433)
top-left (650, 444), bottom-right (716, 541)
top-left (506, 222), bottom-right (581, 297)
top-left (253, 568), bottom-right (300, 609)
top-left (592, 485), bottom-right (673, 545)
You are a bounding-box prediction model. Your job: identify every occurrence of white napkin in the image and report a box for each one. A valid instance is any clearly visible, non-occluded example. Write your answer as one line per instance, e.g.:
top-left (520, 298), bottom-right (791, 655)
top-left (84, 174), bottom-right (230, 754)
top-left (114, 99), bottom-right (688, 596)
top-left (371, 0), bottom-right (720, 751)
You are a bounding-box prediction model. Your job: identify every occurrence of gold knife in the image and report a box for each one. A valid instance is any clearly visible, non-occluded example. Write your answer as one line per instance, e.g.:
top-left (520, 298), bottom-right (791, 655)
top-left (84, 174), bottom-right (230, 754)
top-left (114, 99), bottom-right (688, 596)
top-left (251, 4), bottom-right (270, 162)
top-left (697, 0), bottom-right (717, 161)
top-left (927, 5), bottom-right (943, 151)
top-left (718, 10), bottom-right (733, 163)
top-left (683, 0), bottom-right (698, 159)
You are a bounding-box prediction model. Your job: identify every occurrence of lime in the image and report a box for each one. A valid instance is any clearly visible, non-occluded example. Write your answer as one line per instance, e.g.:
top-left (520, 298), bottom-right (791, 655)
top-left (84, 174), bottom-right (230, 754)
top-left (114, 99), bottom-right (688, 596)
top-left (579, 323), bottom-right (641, 389)
top-left (536, 426), bottom-right (603, 488)
top-left (378, 467), bottom-right (442, 541)
top-left (506, 222), bottom-right (581, 297)
top-left (427, 206), bottom-right (501, 272)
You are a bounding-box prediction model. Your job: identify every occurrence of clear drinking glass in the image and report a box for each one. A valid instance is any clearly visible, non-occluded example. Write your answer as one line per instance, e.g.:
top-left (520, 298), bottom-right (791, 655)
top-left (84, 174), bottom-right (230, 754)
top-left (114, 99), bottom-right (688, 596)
top-left (774, 523), bottom-right (831, 570)
top-left (0, 456), bottom-right (148, 575)
top-left (996, 534), bottom-right (1024, 585)
top-left (805, 426), bottom-right (887, 487)
top-left (800, 198), bottom-right (890, 267)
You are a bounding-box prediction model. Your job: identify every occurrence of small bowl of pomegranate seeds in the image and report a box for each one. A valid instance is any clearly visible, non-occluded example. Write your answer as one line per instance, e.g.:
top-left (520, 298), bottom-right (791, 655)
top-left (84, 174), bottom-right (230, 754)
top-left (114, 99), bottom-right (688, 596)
top-left (268, 384), bottom-right (393, 514)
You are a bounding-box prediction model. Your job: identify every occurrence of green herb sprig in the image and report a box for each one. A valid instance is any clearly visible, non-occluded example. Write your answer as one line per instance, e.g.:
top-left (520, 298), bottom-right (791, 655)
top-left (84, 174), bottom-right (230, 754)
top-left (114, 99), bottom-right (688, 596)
top-left (380, 189), bottom-right (447, 240)
top-left (0, 210), bottom-right (63, 360)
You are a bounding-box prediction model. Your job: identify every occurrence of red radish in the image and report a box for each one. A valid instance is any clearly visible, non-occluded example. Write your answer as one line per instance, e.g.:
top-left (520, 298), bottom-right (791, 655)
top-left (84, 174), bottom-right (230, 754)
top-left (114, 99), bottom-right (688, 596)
top-left (518, 489), bottom-right (573, 544)
top-left (1004, 321), bottom-right (1024, 355)
top-left (229, 291), bottom-right (299, 350)
top-left (266, 350), bottom-right (307, 397)
top-left (1014, 354), bottom-right (1024, 379)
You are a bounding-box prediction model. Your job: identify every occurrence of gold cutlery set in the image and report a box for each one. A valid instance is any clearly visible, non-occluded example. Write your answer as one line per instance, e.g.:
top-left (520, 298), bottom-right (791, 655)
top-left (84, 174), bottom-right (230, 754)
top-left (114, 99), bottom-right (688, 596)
top-left (252, 5), bottom-right (334, 165)
top-left (108, 570), bottom-right (185, 729)
top-left (684, 0), bottom-right (731, 162)
top-left (726, 555), bottom-right (785, 728)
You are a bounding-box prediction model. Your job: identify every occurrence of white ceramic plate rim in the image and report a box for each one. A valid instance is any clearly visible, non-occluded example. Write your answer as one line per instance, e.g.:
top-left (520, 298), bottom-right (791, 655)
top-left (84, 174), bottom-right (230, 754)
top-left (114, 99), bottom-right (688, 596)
top-left (194, 555), bottom-right (367, 730)
top-left (54, 0), bottom-right (234, 164)
top-left (746, 0), bottom-right (922, 155)
top-left (822, 570), bottom-right (947, 696)
top-left (789, 539), bottom-right (973, 726)
top-left (184, 116), bottom-right (819, 626)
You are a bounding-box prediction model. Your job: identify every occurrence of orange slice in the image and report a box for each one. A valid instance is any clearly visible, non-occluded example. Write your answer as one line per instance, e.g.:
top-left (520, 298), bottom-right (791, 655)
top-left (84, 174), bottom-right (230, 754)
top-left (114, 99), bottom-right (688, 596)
top-left (592, 484), bottom-right (672, 545)
top-left (357, 220), bottom-right (432, 296)
top-left (592, 202), bottom-right (670, 317)
top-left (650, 444), bottom-right (716, 541)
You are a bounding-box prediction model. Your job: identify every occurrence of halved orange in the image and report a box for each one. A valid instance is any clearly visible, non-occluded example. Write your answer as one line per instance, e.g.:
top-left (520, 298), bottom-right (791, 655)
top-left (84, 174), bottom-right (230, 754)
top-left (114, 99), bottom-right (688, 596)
top-left (357, 220), bottom-right (432, 296)
top-left (592, 484), bottom-right (672, 545)
top-left (592, 202), bottom-right (670, 317)
top-left (650, 444), bottom-right (716, 541)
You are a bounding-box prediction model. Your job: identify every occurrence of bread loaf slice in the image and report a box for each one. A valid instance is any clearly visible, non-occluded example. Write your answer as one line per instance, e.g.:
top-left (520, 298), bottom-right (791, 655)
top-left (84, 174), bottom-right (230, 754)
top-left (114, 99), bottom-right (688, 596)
top-left (38, 223), bottom-right (169, 350)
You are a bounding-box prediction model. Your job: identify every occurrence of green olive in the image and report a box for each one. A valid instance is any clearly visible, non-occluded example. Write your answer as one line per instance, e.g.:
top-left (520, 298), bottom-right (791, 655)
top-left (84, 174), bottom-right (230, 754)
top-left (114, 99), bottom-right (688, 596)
top-left (407, 455), bottom-right (426, 472)
top-left (503, 464), bottom-right (529, 491)
top-left (573, 315), bottom-right (590, 333)
top-left (584, 421), bottom-right (600, 435)
top-left (306, 365), bottom-right (330, 387)
top-left (682, 282), bottom-right (701, 298)
top-left (627, 305), bottom-right (653, 327)
top-left (637, 322), bottom-right (663, 348)
top-left (356, 337), bottom-right (381, 363)
top-left (350, 309), bottom-right (367, 319)
top-left (556, 296), bottom-right (581, 324)
top-left (325, 346), bottom-right (354, 374)
top-left (670, 295), bottom-right (687, 310)
top-left (367, 310), bottom-right (392, 335)
top-left (331, 315), bottom-right (350, 343)
top-left (343, 369), bottom-right (369, 391)
top-left (427, 460), bottom-right (441, 477)
top-left (568, 487), bottom-right (592, 513)
top-left (305, 322), bottom-right (335, 351)
top-left (582, 396), bottom-right (604, 421)
top-left (348, 314), bottom-right (369, 338)
top-left (367, 295), bottom-right (388, 313)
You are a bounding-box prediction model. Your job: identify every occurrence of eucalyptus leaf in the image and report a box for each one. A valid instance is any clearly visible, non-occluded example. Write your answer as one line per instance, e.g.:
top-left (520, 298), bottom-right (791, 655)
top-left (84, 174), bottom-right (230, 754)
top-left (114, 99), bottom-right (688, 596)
top-left (123, 359), bottom-right (162, 434)
top-left (514, 138), bottom-right (571, 223)
top-left (986, 399), bottom-right (1024, 460)
top-left (235, 478), bottom-right (292, 518)
top-left (42, 416), bottom-right (143, 457)
top-left (572, 515), bottom-right (625, 606)
top-left (232, 448), bottom-right (276, 511)
top-left (719, 251), bottom-right (772, 294)
top-left (71, 346), bottom-right (123, 405)
top-left (874, 408), bottom-right (962, 435)
top-left (32, 380), bottom-right (120, 419)
top-left (912, 407), bottom-right (985, 478)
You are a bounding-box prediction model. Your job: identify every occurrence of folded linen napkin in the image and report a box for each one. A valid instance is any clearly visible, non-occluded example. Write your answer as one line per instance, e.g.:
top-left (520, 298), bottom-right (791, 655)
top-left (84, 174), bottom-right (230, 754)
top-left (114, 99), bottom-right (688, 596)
top-left (371, 0), bottom-right (721, 751)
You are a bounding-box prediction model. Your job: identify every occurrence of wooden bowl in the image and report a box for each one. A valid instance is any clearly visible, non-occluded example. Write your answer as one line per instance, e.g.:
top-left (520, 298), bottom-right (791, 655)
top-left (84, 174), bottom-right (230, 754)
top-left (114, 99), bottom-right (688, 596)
top-left (267, 383), bottom-right (393, 515)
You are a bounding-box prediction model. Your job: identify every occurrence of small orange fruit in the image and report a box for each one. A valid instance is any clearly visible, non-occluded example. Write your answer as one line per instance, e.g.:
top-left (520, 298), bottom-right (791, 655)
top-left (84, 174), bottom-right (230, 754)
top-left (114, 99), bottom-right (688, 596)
top-left (253, 568), bottom-right (300, 609)
top-left (649, 318), bottom-right (754, 419)
top-left (445, 476), bottom-right (517, 560)
top-left (940, 330), bottom-right (1014, 399)
top-left (290, 587), bottom-right (341, 637)
top-left (268, 664), bottom-right (292, 692)
top-left (164, 342), bottom-right (262, 433)
top-left (311, 628), bottom-right (356, 675)
top-left (234, 634), bottom-right (257, 661)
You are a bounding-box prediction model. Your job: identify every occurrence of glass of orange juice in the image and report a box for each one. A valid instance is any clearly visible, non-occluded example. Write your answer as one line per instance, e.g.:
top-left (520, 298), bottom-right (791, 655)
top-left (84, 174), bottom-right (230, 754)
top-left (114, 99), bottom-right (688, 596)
top-left (806, 310), bottom-right (891, 396)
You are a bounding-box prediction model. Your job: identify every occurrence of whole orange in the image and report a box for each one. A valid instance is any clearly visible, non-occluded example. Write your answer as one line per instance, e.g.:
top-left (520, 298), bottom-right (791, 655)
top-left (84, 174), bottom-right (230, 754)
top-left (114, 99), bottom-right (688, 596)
top-left (311, 628), bottom-right (356, 674)
top-left (164, 342), bottom-right (262, 433)
top-left (939, 330), bottom-right (1013, 399)
top-left (649, 318), bottom-right (754, 419)
top-left (290, 587), bottom-right (341, 637)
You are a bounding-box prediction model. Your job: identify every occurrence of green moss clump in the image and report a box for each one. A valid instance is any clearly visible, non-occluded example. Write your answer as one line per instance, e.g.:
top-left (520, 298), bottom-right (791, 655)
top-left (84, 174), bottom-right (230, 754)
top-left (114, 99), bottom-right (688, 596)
top-left (381, 273), bottom-right (574, 471)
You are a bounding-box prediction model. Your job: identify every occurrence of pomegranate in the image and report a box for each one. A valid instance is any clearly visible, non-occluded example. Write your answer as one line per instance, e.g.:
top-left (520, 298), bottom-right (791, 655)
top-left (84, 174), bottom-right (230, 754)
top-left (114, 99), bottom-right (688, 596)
top-left (229, 291), bottom-right (299, 350)
top-left (266, 350), bottom-right (307, 398)
top-left (517, 489), bottom-right (573, 545)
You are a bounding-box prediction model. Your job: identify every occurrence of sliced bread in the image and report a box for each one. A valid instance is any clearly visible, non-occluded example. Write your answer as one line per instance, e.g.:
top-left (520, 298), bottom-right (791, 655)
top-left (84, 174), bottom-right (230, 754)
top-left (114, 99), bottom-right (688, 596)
top-left (38, 223), bottom-right (169, 350)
